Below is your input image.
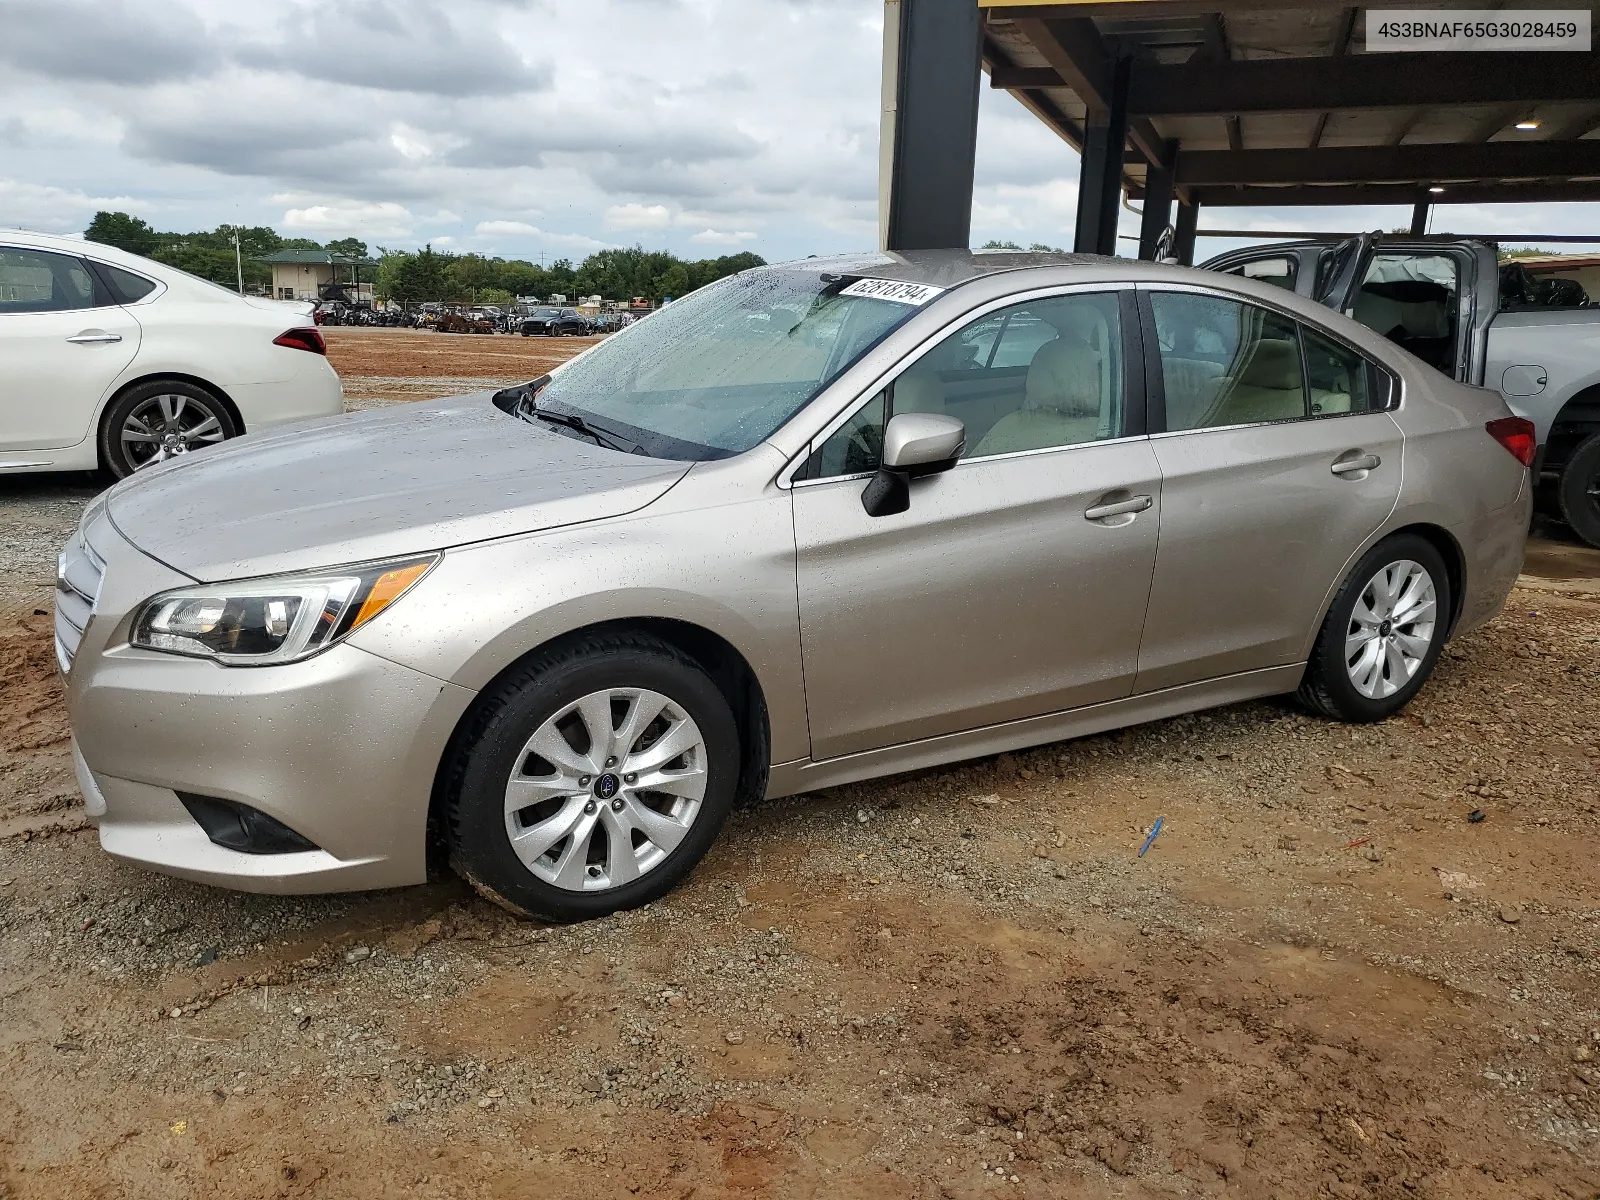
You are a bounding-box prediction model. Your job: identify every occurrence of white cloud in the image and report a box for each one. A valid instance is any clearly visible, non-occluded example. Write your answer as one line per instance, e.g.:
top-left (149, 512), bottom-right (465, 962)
top-left (475, 219), bottom-right (539, 236)
top-left (2, 0), bottom-right (1597, 266)
top-left (0, 179), bottom-right (146, 233)
top-left (605, 203), bottom-right (672, 229)
top-left (282, 200), bottom-right (415, 239)
top-left (690, 228), bottom-right (758, 245)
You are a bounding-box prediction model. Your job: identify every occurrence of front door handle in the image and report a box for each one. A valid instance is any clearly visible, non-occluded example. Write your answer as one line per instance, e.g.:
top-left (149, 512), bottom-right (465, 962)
top-left (1331, 453), bottom-right (1381, 476)
top-left (1084, 494), bottom-right (1153, 522)
top-left (65, 330), bottom-right (123, 344)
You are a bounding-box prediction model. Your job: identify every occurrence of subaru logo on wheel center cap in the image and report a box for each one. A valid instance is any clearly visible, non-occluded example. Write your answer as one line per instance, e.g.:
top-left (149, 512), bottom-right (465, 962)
top-left (594, 773), bottom-right (621, 801)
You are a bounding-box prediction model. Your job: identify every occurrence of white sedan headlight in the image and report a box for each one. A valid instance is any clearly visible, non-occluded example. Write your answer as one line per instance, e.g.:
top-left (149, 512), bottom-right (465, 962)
top-left (131, 555), bottom-right (437, 666)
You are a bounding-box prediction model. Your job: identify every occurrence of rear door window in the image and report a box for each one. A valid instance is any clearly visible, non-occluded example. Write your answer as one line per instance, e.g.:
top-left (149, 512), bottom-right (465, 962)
top-left (0, 247), bottom-right (100, 313)
top-left (1149, 292), bottom-right (1307, 430)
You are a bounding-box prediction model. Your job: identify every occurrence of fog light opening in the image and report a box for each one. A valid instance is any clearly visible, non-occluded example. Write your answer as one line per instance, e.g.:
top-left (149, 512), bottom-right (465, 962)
top-left (176, 793), bottom-right (320, 856)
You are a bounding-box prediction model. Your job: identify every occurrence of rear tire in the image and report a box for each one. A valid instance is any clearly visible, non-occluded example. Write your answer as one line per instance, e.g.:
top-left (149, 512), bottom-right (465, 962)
top-left (444, 632), bottom-right (740, 923)
top-left (1296, 534), bottom-right (1451, 723)
top-left (99, 380), bottom-right (238, 479)
top-left (1557, 433), bottom-right (1600, 549)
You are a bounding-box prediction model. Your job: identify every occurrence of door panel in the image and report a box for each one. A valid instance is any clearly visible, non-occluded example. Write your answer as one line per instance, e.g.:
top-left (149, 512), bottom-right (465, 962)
top-left (794, 439), bottom-right (1163, 760)
top-left (1136, 412), bottom-right (1403, 692)
top-left (0, 246), bottom-right (140, 453)
top-left (0, 309), bottom-right (141, 451)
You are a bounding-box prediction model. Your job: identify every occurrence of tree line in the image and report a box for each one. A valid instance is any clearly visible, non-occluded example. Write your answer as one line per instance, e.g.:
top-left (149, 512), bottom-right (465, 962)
top-left (84, 211), bottom-right (764, 305)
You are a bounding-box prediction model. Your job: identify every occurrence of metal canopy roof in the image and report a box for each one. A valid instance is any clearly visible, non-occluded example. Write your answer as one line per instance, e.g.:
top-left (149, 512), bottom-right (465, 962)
top-left (979, 0), bottom-right (1600, 207)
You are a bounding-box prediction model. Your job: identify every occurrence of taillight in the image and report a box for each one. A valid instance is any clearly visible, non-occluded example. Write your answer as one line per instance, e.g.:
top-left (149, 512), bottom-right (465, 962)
top-left (1486, 416), bottom-right (1536, 467)
top-left (273, 327), bottom-right (326, 355)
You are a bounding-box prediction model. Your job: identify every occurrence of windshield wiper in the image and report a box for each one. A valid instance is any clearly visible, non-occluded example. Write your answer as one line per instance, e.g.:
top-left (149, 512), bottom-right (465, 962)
top-left (526, 406), bottom-right (644, 455)
top-left (492, 378), bottom-right (643, 454)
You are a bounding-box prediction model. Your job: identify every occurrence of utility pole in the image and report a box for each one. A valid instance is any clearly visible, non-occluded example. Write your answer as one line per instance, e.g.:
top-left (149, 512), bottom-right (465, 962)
top-left (232, 227), bottom-right (244, 295)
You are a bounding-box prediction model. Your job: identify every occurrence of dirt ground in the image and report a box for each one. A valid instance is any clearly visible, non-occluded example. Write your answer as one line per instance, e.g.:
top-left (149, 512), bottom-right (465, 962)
top-left (1, 328), bottom-right (1597, 1199)
top-left (324, 327), bottom-right (597, 408)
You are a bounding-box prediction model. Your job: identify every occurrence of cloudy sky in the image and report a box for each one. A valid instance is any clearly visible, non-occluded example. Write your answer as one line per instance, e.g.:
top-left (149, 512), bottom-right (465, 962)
top-left (2, 0), bottom-right (1597, 264)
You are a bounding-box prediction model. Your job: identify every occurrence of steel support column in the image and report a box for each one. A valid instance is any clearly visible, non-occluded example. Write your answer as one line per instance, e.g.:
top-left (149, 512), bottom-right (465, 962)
top-left (1410, 201), bottom-right (1430, 236)
top-left (1174, 196), bottom-right (1201, 266)
top-left (879, 0), bottom-right (983, 252)
top-left (1138, 155), bottom-right (1176, 260)
top-left (1073, 56), bottom-right (1130, 256)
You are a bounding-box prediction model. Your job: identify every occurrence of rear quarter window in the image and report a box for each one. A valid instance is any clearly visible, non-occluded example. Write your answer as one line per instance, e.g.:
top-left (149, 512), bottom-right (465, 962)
top-left (95, 263), bottom-right (158, 304)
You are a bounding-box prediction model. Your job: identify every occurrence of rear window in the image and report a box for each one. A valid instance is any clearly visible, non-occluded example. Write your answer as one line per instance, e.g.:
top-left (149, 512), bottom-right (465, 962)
top-left (96, 263), bottom-right (158, 305)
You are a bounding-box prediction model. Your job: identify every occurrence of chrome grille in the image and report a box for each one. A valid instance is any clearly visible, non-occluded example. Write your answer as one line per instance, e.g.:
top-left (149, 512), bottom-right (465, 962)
top-left (55, 527), bottom-right (106, 674)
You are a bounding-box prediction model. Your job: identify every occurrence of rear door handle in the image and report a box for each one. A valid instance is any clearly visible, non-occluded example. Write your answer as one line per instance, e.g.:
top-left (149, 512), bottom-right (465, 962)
top-left (1331, 453), bottom-right (1381, 476)
top-left (65, 331), bottom-right (122, 344)
top-left (1084, 494), bottom-right (1153, 521)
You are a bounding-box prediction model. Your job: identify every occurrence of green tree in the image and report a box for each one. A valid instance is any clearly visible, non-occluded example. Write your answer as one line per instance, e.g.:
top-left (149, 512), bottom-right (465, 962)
top-left (149, 242), bottom-right (269, 291)
top-left (325, 236), bottom-right (368, 258)
top-left (981, 239), bottom-right (1023, 251)
top-left (448, 253), bottom-right (497, 301)
top-left (383, 245), bottom-right (451, 304)
top-left (85, 211), bottom-right (158, 255)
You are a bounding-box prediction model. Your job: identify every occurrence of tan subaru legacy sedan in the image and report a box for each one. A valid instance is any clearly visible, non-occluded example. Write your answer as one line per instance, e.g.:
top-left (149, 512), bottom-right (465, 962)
top-left (59, 251), bottom-right (1534, 922)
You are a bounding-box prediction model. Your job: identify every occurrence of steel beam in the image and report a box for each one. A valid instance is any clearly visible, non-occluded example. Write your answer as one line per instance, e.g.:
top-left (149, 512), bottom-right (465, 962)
top-left (879, 0), bottom-right (983, 252)
top-left (1139, 152), bottom-right (1176, 260)
top-left (986, 1), bottom-right (1339, 16)
top-left (1174, 197), bottom-right (1200, 266)
top-left (1145, 180), bottom-right (1600, 206)
top-left (990, 52), bottom-right (1600, 116)
top-left (1410, 202), bottom-right (1429, 237)
top-left (1074, 55), bottom-right (1131, 256)
top-left (1172, 140), bottom-right (1600, 187)
top-left (1014, 16), bottom-right (1166, 163)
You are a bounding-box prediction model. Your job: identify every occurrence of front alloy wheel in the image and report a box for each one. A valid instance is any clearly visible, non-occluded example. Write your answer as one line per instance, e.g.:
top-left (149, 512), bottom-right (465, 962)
top-left (504, 688), bottom-right (707, 892)
top-left (445, 632), bottom-right (740, 922)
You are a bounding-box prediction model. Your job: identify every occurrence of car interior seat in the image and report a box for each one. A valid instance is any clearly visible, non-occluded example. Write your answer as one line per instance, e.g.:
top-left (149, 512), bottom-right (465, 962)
top-left (1204, 338), bottom-right (1307, 426)
top-left (1354, 279), bottom-right (1454, 372)
top-left (973, 306), bottom-right (1110, 456)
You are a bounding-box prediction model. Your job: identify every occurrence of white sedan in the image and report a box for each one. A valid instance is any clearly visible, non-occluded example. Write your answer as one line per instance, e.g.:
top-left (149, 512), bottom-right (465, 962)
top-left (0, 228), bottom-right (343, 477)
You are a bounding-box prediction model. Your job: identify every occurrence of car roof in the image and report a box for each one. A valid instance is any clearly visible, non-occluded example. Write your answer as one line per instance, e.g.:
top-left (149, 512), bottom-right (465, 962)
top-left (754, 248), bottom-right (1279, 294)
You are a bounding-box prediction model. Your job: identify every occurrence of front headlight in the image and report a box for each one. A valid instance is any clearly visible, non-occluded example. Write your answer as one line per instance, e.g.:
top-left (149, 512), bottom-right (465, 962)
top-left (131, 555), bottom-right (437, 666)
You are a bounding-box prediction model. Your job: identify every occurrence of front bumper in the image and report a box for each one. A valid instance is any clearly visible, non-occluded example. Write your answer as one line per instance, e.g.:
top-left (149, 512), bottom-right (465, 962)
top-left (65, 513), bottom-right (476, 894)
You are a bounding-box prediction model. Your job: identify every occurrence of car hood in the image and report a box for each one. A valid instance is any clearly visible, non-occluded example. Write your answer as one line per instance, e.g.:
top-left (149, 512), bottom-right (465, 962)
top-left (106, 392), bottom-right (692, 582)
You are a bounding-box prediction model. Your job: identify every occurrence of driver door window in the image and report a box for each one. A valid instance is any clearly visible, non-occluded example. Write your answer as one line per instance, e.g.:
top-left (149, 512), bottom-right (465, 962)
top-left (807, 291), bottom-right (1125, 477)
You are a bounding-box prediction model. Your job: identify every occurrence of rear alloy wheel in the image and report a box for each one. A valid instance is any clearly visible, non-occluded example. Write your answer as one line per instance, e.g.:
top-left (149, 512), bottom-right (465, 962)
top-left (1297, 534), bottom-right (1451, 722)
top-left (445, 633), bottom-right (739, 922)
top-left (99, 380), bottom-right (237, 479)
top-left (1557, 433), bottom-right (1600, 549)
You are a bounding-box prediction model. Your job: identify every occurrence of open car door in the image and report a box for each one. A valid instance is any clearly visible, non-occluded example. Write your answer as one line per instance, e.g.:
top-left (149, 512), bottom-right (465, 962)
top-left (1311, 232), bottom-right (1380, 316)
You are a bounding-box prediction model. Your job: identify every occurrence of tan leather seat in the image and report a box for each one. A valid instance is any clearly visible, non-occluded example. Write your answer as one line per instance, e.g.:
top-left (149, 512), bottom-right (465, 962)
top-left (1161, 358), bottom-right (1227, 429)
top-left (974, 309), bottom-right (1109, 456)
top-left (1204, 339), bottom-right (1306, 426)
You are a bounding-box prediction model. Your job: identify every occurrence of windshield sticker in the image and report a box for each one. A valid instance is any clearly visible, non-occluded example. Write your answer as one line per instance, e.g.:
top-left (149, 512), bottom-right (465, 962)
top-left (839, 278), bottom-right (945, 306)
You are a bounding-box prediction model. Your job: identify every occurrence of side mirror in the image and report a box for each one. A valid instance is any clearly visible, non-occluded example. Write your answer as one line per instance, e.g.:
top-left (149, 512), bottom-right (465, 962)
top-left (861, 413), bottom-right (965, 517)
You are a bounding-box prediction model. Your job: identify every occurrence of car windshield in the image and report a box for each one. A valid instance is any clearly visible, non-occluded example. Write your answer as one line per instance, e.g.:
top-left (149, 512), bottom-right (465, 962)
top-left (532, 268), bottom-right (923, 459)
top-left (533, 308), bottom-right (560, 318)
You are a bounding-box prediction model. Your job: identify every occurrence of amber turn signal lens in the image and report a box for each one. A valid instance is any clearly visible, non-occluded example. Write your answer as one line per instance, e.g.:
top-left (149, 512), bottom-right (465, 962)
top-left (349, 562), bottom-right (432, 631)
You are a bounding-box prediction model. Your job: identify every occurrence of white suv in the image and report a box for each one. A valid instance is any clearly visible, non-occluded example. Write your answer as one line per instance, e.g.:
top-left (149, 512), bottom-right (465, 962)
top-left (0, 228), bottom-right (344, 477)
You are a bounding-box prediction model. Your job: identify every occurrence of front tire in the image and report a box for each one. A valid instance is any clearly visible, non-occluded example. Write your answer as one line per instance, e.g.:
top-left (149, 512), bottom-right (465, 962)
top-left (99, 380), bottom-right (238, 479)
top-left (1557, 433), bottom-right (1600, 549)
top-left (1297, 534), bottom-right (1451, 723)
top-left (444, 632), bottom-right (740, 923)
